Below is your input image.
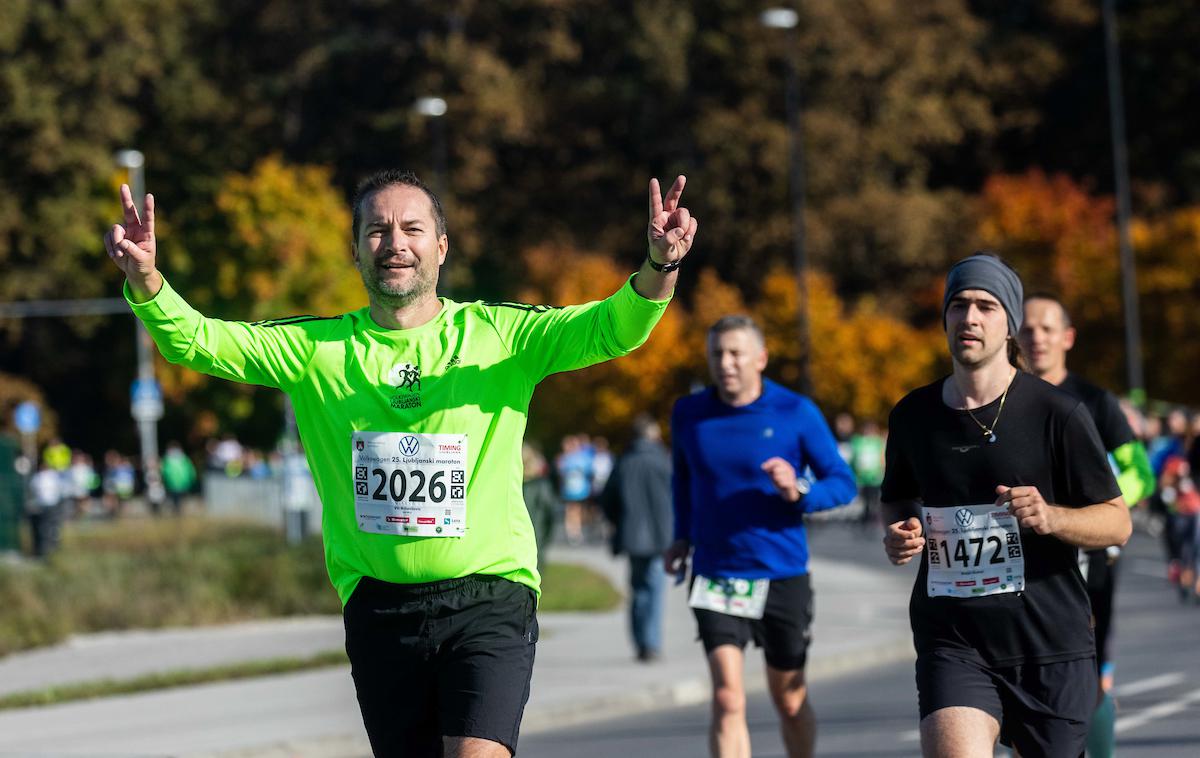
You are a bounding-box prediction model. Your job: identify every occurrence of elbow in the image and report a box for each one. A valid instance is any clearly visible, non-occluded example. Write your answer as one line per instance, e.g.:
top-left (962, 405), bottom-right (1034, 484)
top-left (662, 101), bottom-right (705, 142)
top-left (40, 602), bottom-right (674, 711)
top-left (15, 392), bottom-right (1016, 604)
top-left (1115, 518), bottom-right (1132, 548)
top-left (1113, 504), bottom-right (1133, 548)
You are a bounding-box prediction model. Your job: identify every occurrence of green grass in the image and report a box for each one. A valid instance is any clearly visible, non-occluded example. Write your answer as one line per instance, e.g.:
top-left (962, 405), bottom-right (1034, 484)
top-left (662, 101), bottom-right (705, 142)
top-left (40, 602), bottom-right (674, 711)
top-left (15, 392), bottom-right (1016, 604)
top-left (0, 517), bottom-right (620, 657)
top-left (0, 648), bottom-right (350, 710)
top-left (538, 561), bottom-right (622, 612)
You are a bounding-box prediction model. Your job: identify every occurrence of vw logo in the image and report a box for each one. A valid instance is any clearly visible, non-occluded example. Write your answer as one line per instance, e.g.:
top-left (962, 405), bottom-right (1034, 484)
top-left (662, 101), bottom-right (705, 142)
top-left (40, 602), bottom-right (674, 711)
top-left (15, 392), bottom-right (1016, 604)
top-left (399, 436), bottom-right (421, 456)
top-left (955, 508), bottom-right (974, 528)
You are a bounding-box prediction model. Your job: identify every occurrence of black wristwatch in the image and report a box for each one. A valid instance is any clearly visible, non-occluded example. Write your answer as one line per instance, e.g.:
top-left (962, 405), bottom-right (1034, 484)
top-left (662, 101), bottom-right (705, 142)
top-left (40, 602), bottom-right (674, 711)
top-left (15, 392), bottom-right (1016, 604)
top-left (647, 253), bottom-right (683, 273)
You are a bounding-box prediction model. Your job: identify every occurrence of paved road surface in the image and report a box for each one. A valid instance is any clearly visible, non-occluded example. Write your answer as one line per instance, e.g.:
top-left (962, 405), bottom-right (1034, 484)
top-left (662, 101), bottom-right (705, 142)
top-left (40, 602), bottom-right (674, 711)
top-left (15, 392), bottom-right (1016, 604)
top-left (522, 525), bottom-right (1200, 758)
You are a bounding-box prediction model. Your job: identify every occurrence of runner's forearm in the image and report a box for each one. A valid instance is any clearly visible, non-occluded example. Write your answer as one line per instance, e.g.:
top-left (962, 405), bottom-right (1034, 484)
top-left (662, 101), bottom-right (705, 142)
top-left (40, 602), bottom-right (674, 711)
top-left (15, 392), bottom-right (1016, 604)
top-left (1049, 500), bottom-right (1131, 549)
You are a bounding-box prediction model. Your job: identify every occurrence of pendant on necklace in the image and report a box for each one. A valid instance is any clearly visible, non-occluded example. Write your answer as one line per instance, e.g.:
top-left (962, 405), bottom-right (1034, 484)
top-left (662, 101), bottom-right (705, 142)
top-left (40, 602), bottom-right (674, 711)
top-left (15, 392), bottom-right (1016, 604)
top-left (987, 433), bottom-right (997, 444)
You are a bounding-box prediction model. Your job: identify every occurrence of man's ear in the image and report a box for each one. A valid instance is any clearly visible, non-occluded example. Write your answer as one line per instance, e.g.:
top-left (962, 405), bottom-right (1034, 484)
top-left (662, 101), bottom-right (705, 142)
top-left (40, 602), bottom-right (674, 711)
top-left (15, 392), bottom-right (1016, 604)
top-left (1063, 326), bottom-right (1077, 352)
top-left (437, 234), bottom-right (449, 266)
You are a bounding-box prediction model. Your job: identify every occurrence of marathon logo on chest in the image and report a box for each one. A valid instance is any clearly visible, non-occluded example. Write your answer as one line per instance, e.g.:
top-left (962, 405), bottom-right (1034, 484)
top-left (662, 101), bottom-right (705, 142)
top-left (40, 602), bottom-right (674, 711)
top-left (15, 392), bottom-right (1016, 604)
top-left (388, 361), bottom-right (423, 409)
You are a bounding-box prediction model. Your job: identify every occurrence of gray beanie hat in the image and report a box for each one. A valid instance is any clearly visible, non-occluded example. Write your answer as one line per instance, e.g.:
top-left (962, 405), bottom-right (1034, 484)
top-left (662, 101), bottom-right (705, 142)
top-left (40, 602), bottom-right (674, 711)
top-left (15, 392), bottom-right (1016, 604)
top-left (942, 253), bottom-right (1024, 337)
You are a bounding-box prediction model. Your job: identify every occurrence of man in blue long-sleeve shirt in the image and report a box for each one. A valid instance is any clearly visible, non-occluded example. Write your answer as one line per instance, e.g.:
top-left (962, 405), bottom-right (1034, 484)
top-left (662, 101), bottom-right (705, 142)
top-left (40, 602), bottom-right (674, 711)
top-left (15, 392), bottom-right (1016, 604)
top-left (667, 315), bottom-right (855, 758)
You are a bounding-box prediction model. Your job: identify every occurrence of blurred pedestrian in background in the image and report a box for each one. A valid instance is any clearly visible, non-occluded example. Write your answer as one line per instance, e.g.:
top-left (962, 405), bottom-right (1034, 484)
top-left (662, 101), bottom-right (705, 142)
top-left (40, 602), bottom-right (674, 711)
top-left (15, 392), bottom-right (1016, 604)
top-left (161, 442), bottom-right (197, 516)
top-left (522, 442), bottom-right (559, 571)
top-left (27, 462), bottom-right (63, 557)
top-left (601, 414), bottom-right (673, 663)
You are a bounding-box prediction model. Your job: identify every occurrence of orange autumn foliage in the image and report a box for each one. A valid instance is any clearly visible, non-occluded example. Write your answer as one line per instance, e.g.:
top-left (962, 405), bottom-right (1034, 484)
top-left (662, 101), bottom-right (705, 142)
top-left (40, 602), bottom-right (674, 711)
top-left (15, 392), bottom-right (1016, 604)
top-left (519, 247), bottom-right (943, 445)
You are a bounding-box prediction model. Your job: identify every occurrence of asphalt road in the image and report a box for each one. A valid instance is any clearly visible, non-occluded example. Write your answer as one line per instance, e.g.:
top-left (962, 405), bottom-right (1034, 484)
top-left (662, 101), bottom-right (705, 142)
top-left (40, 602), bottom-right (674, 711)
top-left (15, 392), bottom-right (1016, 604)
top-left (521, 523), bottom-right (1200, 758)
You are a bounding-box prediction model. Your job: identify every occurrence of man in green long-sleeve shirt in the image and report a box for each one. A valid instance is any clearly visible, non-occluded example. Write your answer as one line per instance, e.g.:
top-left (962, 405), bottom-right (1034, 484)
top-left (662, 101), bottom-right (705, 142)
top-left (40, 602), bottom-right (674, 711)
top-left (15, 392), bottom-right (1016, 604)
top-left (104, 170), bottom-right (699, 758)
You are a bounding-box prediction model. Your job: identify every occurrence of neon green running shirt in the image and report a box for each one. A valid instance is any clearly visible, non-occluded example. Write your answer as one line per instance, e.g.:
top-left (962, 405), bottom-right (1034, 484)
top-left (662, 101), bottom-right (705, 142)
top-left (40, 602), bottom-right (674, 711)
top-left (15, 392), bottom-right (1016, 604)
top-left (127, 276), bottom-right (670, 605)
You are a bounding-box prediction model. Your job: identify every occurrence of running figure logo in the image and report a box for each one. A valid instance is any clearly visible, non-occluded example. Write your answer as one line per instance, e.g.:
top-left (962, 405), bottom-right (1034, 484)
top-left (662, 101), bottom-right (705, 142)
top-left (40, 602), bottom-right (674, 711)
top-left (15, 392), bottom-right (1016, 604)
top-left (955, 508), bottom-right (974, 528)
top-left (388, 362), bottom-right (424, 410)
top-left (389, 362), bottom-right (421, 391)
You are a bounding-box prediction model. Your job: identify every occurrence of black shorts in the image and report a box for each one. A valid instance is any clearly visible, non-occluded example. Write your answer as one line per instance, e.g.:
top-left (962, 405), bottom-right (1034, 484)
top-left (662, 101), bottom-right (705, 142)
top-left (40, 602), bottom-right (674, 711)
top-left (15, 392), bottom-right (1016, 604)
top-left (916, 649), bottom-right (1096, 757)
top-left (692, 573), bottom-right (813, 671)
top-left (343, 574), bottom-right (538, 757)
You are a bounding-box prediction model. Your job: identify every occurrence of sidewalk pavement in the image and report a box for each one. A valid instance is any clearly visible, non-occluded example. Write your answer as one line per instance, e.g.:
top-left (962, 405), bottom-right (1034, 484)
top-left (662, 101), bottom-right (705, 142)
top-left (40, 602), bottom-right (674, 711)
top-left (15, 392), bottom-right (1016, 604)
top-left (0, 540), bottom-right (916, 757)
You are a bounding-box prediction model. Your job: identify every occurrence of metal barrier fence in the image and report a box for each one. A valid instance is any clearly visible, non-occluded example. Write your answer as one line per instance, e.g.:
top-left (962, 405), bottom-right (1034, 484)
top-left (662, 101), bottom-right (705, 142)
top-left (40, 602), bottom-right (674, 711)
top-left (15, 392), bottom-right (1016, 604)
top-left (202, 467), bottom-right (322, 535)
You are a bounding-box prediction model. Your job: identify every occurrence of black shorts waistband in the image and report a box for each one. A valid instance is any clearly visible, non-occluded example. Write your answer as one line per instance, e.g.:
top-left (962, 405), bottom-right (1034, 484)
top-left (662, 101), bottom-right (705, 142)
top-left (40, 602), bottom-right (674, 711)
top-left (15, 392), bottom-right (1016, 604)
top-left (354, 573), bottom-right (511, 599)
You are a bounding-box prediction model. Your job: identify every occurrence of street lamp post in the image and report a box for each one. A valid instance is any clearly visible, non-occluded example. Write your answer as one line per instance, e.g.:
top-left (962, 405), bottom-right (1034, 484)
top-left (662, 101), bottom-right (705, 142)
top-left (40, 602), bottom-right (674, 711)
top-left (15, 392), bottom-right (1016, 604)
top-left (114, 149), bottom-right (166, 513)
top-left (414, 96), bottom-right (450, 296)
top-left (761, 8), bottom-right (812, 394)
top-left (414, 96), bottom-right (448, 199)
top-left (1101, 0), bottom-right (1145, 403)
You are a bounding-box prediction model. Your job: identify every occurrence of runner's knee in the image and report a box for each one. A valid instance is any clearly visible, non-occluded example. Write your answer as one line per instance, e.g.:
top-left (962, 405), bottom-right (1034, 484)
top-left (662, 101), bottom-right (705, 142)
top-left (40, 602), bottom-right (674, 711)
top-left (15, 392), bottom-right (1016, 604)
top-left (712, 684), bottom-right (746, 719)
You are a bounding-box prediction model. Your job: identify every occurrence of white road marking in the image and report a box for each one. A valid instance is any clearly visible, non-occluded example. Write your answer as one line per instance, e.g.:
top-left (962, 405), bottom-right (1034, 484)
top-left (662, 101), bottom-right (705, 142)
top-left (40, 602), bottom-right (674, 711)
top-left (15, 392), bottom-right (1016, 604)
top-left (1113, 672), bottom-right (1185, 698)
top-left (1115, 687), bottom-right (1200, 734)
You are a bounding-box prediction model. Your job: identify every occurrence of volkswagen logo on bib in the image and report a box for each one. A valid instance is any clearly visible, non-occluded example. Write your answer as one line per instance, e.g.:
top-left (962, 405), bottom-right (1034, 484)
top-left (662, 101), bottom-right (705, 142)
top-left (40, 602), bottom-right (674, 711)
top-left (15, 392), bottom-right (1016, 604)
top-left (955, 508), bottom-right (974, 528)
top-left (399, 436), bottom-right (421, 456)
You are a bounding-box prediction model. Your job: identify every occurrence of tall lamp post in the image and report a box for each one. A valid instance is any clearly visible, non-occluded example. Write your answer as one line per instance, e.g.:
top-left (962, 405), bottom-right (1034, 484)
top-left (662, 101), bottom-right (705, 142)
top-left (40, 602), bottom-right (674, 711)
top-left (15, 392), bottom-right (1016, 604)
top-left (414, 96), bottom-right (450, 296)
top-left (1101, 0), bottom-right (1144, 403)
top-left (414, 96), bottom-right (448, 198)
top-left (761, 7), bottom-right (812, 394)
top-left (115, 149), bottom-right (166, 513)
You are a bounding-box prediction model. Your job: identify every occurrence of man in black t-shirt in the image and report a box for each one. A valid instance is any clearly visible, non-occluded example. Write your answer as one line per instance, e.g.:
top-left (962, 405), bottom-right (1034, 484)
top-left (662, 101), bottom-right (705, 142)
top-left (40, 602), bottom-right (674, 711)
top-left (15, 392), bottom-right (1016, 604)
top-left (1019, 294), bottom-right (1155, 758)
top-left (882, 253), bottom-right (1131, 758)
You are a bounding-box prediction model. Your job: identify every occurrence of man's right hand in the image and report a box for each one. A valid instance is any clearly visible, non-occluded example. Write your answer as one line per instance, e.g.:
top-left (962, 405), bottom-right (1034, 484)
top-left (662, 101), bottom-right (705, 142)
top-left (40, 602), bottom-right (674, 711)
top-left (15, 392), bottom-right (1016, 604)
top-left (883, 517), bottom-right (925, 565)
top-left (663, 539), bottom-right (690, 580)
top-left (103, 183), bottom-right (162, 302)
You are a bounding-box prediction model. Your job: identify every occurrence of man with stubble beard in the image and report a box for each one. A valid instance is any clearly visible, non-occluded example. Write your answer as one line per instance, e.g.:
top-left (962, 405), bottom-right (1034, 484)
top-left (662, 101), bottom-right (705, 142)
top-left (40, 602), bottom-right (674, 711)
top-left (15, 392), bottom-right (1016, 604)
top-left (105, 170), bottom-right (699, 757)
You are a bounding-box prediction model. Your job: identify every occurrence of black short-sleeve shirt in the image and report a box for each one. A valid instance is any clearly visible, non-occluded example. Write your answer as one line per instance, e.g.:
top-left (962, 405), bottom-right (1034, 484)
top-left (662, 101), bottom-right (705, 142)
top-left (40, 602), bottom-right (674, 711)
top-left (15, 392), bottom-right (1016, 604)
top-left (1058, 372), bottom-right (1135, 454)
top-left (881, 371), bottom-right (1121, 666)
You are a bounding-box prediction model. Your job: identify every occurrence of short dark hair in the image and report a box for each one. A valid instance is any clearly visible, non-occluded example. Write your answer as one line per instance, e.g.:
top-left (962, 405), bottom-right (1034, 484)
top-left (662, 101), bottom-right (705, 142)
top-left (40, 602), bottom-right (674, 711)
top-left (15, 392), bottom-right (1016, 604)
top-left (1024, 292), bottom-right (1072, 327)
top-left (351, 169), bottom-right (447, 242)
top-left (708, 314), bottom-right (765, 346)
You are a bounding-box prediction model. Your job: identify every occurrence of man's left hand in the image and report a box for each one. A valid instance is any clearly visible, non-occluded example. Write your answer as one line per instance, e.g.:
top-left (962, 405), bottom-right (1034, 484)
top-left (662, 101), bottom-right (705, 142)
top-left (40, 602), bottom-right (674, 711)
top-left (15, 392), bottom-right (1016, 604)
top-left (762, 457), bottom-right (801, 503)
top-left (647, 175), bottom-right (698, 266)
top-left (997, 484), bottom-right (1056, 535)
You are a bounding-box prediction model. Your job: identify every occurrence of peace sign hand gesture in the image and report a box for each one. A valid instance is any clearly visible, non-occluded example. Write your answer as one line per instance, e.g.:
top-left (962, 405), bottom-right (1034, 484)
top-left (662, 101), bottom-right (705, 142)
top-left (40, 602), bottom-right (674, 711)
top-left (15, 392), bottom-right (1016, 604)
top-left (103, 184), bottom-right (162, 301)
top-left (647, 175), bottom-right (698, 267)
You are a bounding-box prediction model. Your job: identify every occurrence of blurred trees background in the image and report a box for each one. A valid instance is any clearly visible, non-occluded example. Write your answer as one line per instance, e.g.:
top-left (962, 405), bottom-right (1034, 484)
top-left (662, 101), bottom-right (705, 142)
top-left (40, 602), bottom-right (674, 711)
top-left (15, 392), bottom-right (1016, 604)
top-left (1, 0), bottom-right (1197, 452)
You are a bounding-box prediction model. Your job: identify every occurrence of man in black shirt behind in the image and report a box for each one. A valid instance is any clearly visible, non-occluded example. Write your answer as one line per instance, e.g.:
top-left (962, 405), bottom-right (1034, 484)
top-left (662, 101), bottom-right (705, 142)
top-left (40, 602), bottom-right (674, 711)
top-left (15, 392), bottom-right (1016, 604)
top-left (882, 253), bottom-right (1131, 758)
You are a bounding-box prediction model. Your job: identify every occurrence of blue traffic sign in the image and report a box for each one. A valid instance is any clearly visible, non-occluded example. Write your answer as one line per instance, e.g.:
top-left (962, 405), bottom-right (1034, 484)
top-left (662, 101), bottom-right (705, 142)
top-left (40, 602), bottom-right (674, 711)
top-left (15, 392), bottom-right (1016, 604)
top-left (13, 401), bottom-right (40, 435)
top-left (130, 378), bottom-right (164, 422)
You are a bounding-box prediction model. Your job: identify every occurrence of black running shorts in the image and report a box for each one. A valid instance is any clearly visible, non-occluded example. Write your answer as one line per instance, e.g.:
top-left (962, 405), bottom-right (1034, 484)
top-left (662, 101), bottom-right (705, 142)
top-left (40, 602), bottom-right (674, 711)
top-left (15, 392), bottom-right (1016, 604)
top-left (916, 649), bottom-right (1096, 757)
top-left (343, 574), bottom-right (538, 757)
top-left (692, 573), bottom-right (814, 671)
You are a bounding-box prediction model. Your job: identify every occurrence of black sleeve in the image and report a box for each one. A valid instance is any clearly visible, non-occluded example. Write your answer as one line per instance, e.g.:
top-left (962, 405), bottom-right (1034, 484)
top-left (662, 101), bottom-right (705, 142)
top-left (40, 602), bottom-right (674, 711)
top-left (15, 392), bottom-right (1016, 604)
top-left (1094, 392), bottom-right (1135, 452)
top-left (1059, 403), bottom-right (1123, 507)
top-left (881, 404), bottom-right (919, 503)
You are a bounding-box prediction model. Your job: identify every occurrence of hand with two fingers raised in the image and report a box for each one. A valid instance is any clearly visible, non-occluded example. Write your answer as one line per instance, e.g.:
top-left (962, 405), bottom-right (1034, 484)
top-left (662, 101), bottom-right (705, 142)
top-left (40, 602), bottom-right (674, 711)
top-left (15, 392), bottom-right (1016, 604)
top-left (102, 184), bottom-right (162, 301)
top-left (647, 175), bottom-right (699, 267)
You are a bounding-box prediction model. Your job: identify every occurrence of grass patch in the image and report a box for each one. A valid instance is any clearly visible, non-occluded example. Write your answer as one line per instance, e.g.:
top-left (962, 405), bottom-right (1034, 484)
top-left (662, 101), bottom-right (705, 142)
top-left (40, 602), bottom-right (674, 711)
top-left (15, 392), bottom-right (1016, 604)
top-left (0, 648), bottom-right (349, 710)
top-left (0, 517), bottom-right (621, 657)
top-left (0, 517), bottom-right (339, 657)
top-left (538, 562), bottom-right (622, 612)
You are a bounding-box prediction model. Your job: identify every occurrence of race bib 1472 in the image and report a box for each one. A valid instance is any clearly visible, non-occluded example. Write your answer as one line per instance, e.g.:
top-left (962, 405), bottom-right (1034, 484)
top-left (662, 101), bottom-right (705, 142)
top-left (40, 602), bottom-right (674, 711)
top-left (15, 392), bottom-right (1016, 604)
top-left (923, 504), bottom-right (1025, 599)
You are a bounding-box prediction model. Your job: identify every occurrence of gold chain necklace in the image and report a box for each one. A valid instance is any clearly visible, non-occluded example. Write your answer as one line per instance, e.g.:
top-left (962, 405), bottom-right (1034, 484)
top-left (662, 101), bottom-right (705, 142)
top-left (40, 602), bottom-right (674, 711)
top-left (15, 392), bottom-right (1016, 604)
top-left (964, 377), bottom-right (1012, 444)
